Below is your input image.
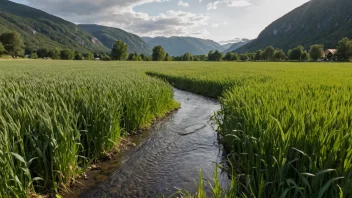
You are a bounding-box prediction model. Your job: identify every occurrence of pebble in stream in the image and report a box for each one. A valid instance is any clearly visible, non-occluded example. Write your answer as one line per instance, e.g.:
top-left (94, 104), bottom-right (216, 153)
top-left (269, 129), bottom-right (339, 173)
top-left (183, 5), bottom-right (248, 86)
top-left (81, 89), bottom-right (229, 198)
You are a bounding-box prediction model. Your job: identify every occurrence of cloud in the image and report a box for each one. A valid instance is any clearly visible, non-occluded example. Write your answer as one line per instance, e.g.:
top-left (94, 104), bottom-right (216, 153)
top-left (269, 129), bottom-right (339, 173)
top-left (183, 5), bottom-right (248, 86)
top-left (225, 0), bottom-right (251, 7)
top-left (218, 38), bottom-right (250, 44)
top-left (207, 1), bottom-right (220, 10)
top-left (211, 23), bottom-right (219, 27)
top-left (120, 10), bottom-right (209, 37)
top-left (177, 0), bottom-right (189, 7)
top-left (207, 0), bottom-right (251, 10)
top-left (24, 0), bottom-right (208, 37)
top-left (26, 0), bottom-right (169, 15)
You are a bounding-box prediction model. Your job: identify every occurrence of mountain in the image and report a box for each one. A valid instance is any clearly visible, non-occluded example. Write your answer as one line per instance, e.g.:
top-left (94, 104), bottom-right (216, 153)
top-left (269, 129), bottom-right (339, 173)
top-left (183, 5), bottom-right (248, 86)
top-left (79, 24), bottom-right (152, 55)
top-left (0, 0), bottom-right (108, 53)
top-left (221, 43), bottom-right (234, 50)
top-left (236, 0), bottom-right (352, 53)
top-left (222, 39), bottom-right (251, 53)
top-left (142, 36), bottom-right (226, 56)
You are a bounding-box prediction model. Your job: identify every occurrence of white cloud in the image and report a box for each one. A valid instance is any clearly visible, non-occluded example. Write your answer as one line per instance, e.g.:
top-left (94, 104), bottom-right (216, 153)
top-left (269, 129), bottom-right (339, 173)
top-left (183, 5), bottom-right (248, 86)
top-left (24, 0), bottom-right (208, 37)
top-left (207, 1), bottom-right (220, 10)
top-left (225, 0), bottom-right (251, 7)
top-left (27, 0), bottom-right (170, 15)
top-left (207, 0), bottom-right (251, 10)
top-left (211, 23), bottom-right (219, 27)
top-left (178, 0), bottom-right (189, 7)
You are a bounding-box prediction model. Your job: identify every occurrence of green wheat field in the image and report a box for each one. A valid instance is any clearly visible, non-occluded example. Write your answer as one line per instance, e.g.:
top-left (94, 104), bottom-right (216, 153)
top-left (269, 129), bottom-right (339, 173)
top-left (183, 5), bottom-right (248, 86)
top-left (1, 60), bottom-right (351, 198)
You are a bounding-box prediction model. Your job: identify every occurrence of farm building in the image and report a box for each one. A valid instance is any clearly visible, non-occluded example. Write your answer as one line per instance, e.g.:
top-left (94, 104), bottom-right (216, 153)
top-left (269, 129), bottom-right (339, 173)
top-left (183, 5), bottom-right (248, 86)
top-left (325, 49), bottom-right (337, 60)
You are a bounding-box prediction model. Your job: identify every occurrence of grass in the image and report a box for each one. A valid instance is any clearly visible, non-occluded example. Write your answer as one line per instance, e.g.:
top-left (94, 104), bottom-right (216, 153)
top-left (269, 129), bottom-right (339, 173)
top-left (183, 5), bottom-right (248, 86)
top-left (146, 62), bottom-right (352, 197)
top-left (0, 60), bottom-right (179, 197)
top-left (1, 60), bottom-right (352, 197)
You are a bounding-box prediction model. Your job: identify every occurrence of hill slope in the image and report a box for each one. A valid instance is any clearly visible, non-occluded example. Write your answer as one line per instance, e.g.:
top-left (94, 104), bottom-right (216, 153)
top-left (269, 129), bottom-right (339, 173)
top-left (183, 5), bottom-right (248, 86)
top-left (0, 0), bottom-right (108, 53)
top-left (236, 0), bottom-right (352, 53)
top-left (221, 43), bottom-right (234, 50)
top-left (79, 24), bottom-right (152, 55)
top-left (143, 36), bottom-right (225, 56)
top-left (223, 39), bottom-right (251, 53)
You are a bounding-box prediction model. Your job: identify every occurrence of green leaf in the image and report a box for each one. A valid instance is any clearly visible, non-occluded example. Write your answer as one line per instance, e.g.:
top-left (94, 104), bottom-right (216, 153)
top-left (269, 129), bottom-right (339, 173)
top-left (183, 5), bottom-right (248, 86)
top-left (10, 152), bottom-right (26, 164)
top-left (318, 177), bottom-right (344, 198)
top-left (315, 169), bottom-right (336, 177)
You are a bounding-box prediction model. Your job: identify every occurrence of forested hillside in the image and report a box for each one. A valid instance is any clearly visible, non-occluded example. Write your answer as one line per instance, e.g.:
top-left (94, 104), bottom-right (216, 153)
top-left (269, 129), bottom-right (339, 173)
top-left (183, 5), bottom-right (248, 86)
top-left (0, 0), bottom-right (108, 53)
top-left (236, 0), bottom-right (352, 53)
top-left (79, 24), bottom-right (152, 55)
top-left (143, 36), bottom-right (225, 56)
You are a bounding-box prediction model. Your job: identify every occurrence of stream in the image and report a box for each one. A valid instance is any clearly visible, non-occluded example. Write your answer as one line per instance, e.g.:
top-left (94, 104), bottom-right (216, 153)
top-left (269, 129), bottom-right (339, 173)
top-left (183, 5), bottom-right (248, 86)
top-left (76, 89), bottom-right (229, 197)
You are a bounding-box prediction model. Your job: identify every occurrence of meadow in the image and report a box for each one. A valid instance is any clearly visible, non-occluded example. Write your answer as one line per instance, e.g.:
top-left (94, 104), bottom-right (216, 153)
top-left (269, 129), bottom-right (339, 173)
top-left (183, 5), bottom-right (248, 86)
top-left (148, 62), bottom-right (352, 197)
top-left (0, 60), bottom-right (179, 197)
top-left (0, 60), bottom-right (352, 198)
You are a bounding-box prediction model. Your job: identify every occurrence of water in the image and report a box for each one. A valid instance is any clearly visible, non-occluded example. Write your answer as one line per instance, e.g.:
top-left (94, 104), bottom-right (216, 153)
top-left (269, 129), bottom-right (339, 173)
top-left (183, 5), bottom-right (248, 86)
top-left (78, 89), bottom-right (229, 197)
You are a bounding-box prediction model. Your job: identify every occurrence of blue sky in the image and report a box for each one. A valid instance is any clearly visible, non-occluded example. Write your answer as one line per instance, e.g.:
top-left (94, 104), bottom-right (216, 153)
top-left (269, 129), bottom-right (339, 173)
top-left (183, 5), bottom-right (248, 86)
top-left (11, 0), bottom-right (310, 43)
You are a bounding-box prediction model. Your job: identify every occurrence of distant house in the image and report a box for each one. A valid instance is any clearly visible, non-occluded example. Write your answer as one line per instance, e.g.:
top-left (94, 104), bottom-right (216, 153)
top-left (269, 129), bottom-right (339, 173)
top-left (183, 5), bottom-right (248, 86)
top-left (325, 49), bottom-right (337, 61)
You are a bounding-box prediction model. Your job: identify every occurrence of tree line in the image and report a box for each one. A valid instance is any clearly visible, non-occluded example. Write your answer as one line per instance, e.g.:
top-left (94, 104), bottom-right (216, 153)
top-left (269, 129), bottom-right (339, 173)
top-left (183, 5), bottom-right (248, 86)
top-left (1, 30), bottom-right (351, 62)
top-left (0, 31), bottom-right (98, 60)
top-left (219, 37), bottom-right (352, 62)
top-left (106, 37), bottom-right (352, 62)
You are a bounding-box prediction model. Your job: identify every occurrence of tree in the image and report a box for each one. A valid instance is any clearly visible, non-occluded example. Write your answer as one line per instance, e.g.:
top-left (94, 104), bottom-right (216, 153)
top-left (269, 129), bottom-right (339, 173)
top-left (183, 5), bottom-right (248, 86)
top-left (0, 31), bottom-right (25, 57)
top-left (223, 52), bottom-right (234, 61)
top-left (164, 53), bottom-right (173, 61)
top-left (302, 50), bottom-right (309, 60)
top-left (223, 52), bottom-right (232, 61)
top-left (111, 40), bottom-right (128, 60)
top-left (30, 52), bottom-right (38, 59)
top-left (83, 52), bottom-right (94, 60)
top-left (255, 50), bottom-right (263, 61)
top-left (127, 53), bottom-right (136, 61)
top-left (208, 50), bottom-right (214, 60)
top-left (262, 46), bottom-right (275, 60)
top-left (223, 52), bottom-right (239, 61)
top-left (336, 37), bottom-right (352, 61)
top-left (182, 53), bottom-right (193, 61)
top-left (232, 53), bottom-right (239, 61)
top-left (273, 49), bottom-right (286, 61)
top-left (48, 48), bottom-right (61, 59)
top-left (309, 44), bottom-right (324, 60)
top-left (60, 49), bottom-right (74, 60)
top-left (128, 53), bottom-right (142, 61)
top-left (74, 51), bottom-right (84, 60)
top-left (240, 54), bottom-right (249, 61)
top-left (140, 54), bottom-right (145, 60)
top-left (37, 48), bottom-right (49, 58)
top-left (173, 56), bottom-right (183, 61)
top-left (145, 56), bottom-right (152, 61)
top-left (102, 55), bottom-right (112, 61)
top-left (246, 52), bottom-right (255, 61)
top-left (288, 45), bottom-right (306, 60)
top-left (0, 42), bottom-right (6, 55)
top-left (213, 50), bottom-right (224, 61)
top-left (208, 50), bottom-right (223, 61)
top-left (152, 45), bottom-right (166, 61)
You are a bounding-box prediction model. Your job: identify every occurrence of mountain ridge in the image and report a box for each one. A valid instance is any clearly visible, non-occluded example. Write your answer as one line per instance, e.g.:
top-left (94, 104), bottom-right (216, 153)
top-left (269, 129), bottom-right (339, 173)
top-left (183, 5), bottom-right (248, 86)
top-left (142, 36), bottom-right (226, 56)
top-left (0, 0), bottom-right (108, 53)
top-left (79, 24), bottom-right (152, 55)
top-left (223, 39), bottom-right (252, 53)
top-left (235, 0), bottom-right (352, 53)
